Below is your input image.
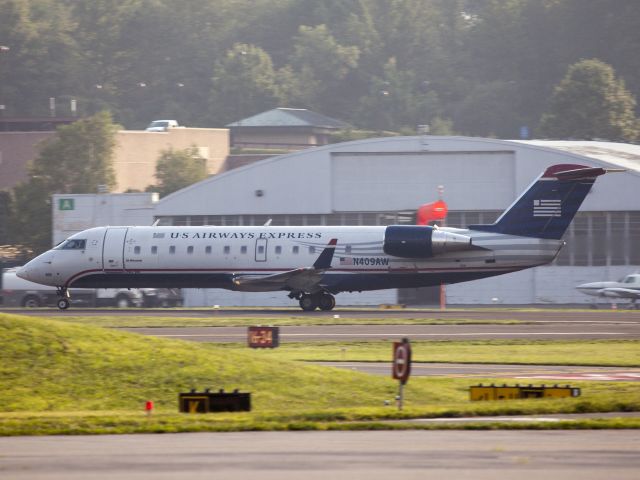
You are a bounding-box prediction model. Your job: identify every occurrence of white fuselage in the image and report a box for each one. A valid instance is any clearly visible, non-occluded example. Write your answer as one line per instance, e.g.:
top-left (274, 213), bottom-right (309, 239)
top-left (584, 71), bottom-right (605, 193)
top-left (18, 225), bottom-right (562, 294)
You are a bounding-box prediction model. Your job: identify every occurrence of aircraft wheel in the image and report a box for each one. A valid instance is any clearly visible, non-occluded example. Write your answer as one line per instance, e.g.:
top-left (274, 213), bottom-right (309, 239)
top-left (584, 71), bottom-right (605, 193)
top-left (116, 294), bottom-right (132, 308)
top-left (299, 294), bottom-right (317, 311)
top-left (57, 298), bottom-right (70, 310)
top-left (318, 294), bottom-right (336, 311)
top-left (22, 295), bottom-right (41, 308)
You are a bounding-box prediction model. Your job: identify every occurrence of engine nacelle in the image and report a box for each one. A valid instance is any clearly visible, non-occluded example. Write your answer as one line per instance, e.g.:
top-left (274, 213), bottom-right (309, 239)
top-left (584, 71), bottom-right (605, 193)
top-left (383, 225), bottom-right (472, 259)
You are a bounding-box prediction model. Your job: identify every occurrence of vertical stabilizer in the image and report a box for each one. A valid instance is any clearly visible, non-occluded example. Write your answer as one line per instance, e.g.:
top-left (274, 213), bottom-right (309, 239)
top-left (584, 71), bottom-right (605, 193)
top-left (469, 164), bottom-right (611, 240)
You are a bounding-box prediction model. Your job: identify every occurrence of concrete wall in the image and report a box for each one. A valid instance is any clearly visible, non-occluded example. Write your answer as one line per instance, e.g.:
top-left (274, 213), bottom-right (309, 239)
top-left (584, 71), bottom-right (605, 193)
top-left (114, 128), bottom-right (229, 192)
top-left (446, 265), bottom-right (637, 305)
top-left (0, 132), bottom-right (53, 189)
top-left (232, 130), bottom-right (318, 148)
top-left (0, 128), bottom-right (230, 194)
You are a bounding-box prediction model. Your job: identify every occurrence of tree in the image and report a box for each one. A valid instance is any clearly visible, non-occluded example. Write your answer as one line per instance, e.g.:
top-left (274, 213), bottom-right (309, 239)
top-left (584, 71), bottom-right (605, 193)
top-left (209, 43), bottom-right (282, 126)
top-left (287, 24), bottom-right (360, 117)
top-left (539, 59), bottom-right (638, 141)
top-left (9, 111), bottom-right (119, 253)
top-left (149, 147), bottom-right (208, 198)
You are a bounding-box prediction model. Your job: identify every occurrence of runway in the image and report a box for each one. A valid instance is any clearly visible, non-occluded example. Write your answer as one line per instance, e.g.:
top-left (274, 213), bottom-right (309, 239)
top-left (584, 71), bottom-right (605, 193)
top-left (4, 306), bottom-right (640, 323)
top-left (2, 431), bottom-right (639, 480)
top-left (314, 361), bottom-right (640, 381)
top-left (118, 321), bottom-right (640, 342)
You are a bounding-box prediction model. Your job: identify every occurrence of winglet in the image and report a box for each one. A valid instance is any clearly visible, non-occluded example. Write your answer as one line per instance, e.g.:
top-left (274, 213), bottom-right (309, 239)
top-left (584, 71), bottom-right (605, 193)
top-left (313, 239), bottom-right (338, 270)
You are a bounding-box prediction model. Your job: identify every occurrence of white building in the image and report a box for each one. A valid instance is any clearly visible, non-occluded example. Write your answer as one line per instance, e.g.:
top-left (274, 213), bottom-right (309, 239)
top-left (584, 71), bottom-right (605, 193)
top-left (51, 136), bottom-right (640, 307)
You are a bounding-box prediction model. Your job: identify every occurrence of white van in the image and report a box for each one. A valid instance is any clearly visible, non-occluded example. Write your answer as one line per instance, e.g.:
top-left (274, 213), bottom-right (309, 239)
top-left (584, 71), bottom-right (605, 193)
top-left (145, 119), bottom-right (181, 132)
top-left (1, 267), bottom-right (144, 308)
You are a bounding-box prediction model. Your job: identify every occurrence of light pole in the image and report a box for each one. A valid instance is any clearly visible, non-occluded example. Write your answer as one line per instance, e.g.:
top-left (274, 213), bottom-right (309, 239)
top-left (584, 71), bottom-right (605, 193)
top-left (0, 46), bottom-right (9, 126)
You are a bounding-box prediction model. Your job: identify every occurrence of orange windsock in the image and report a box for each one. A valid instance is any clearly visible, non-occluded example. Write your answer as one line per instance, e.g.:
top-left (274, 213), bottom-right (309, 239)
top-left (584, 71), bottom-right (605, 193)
top-left (416, 200), bottom-right (448, 225)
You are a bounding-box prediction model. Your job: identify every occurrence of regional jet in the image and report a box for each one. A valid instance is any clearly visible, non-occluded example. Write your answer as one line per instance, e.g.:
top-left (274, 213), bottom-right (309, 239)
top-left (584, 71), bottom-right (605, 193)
top-left (577, 273), bottom-right (640, 308)
top-left (18, 164), bottom-right (617, 311)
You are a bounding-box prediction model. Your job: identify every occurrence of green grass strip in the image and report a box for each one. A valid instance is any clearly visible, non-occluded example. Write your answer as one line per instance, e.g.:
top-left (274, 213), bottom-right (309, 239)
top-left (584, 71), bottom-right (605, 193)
top-left (212, 339), bottom-right (640, 367)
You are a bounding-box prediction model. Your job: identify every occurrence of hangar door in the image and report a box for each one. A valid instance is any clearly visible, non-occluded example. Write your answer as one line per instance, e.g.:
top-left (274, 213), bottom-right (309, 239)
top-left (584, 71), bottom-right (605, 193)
top-left (330, 151), bottom-right (515, 212)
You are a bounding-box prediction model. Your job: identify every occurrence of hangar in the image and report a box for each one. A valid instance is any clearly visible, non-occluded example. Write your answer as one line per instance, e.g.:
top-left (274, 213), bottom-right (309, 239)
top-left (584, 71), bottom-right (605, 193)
top-left (148, 136), bottom-right (640, 306)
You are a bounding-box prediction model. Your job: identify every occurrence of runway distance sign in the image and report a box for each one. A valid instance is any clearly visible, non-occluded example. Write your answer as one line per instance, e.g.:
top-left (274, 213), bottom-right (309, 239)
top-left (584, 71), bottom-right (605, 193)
top-left (248, 326), bottom-right (280, 348)
top-left (392, 339), bottom-right (412, 384)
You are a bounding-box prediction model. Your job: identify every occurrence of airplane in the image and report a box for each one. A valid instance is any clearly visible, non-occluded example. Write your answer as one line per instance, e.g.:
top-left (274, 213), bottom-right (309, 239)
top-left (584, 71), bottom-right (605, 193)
top-left (576, 273), bottom-right (640, 309)
top-left (17, 163), bottom-right (619, 311)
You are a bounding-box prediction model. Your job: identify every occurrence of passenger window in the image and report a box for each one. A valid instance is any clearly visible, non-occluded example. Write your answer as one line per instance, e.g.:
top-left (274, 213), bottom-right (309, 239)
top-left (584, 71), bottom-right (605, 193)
top-left (151, 246), bottom-right (157, 254)
top-left (241, 246), bottom-right (247, 254)
top-left (275, 246), bottom-right (282, 254)
top-left (224, 246), bottom-right (230, 254)
top-left (293, 246), bottom-right (299, 254)
top-left (309, 246), bottom-right (316, 254)
top-left (134, 246), bottom-right (141, 254)
top-left (187, 246), bottom-right (194, 254)
top-left (205, 246), bottom-right (212, 254)
top-left (169, 246), bottom-right (176, 254)
top-left (345, 245), bottom-right (352, 254)
top-left (258, 246), bottom-right (265, 254)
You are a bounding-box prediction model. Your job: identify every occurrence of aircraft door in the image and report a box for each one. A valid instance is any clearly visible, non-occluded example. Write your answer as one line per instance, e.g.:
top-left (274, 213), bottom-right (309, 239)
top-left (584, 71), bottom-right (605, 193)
top-left (102, 227), bottom-right (128, 271)
top-left (255, 238), bottom-right (267, 262)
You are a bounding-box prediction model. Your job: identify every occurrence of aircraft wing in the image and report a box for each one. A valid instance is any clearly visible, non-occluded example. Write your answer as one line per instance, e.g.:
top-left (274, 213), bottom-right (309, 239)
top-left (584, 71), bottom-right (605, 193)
top-left (598, 287), bottom-right (640, 299)
top-left (232, 239), bottom-right (337, 293)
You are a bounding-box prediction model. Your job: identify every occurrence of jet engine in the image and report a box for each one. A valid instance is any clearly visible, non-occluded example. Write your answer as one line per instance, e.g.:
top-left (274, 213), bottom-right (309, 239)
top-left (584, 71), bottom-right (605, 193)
top-left (383, 225), bottom-right (473, 259)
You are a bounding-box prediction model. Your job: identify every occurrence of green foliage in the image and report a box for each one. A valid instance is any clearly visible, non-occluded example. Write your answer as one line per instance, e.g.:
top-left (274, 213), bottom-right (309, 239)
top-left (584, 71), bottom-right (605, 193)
top-left (29, 111), bottom-right (118, 193)
top-left (209, 43), bottom-right (284, 126)
top-left (0, 312), bottom-right (400, 412)
top-left (0, 190), bottom-right (12, 244)
top-left (2, 1), bottom-right (640, 137)
top-left (237, 340), bottom-right (640, 367)
top-left (8, 112), bottom-right (118, 252)
top-left (540, 59), bottom-right (638, 141)
top-left (149, 146), bottom-right (208, 197)
top-left (287, 24), bottom-right (360, 116)
top-left (1, 312), bottom-right (639, 435)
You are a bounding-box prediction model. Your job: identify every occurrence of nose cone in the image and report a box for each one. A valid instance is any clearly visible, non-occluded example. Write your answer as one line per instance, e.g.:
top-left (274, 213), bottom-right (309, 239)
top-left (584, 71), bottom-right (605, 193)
top-left (16, 263), bottom-right (35, 282)
top-left (576, 281), bottom-right (608, 297)
top-left (16, 251), bottom-right (55, 286)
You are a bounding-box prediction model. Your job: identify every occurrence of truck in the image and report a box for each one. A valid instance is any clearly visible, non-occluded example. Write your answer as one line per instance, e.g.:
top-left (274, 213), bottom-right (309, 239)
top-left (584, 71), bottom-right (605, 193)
top-left (0, 267), bottom-right (152, 307)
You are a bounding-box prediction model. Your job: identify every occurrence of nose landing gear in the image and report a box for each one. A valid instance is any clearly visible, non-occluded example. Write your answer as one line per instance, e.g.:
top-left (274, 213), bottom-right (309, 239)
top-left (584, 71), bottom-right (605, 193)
top-left (56, 287), bottom-right (70, 310)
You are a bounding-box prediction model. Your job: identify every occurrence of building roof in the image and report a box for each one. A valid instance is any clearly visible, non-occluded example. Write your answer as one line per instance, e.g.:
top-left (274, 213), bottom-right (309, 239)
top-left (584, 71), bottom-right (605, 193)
top-left (155, 136), bottom-right (640, 216)
top-left (226, 107), bottom-right (350, 129)
top-left (513, 140), bottom-right (640, 173)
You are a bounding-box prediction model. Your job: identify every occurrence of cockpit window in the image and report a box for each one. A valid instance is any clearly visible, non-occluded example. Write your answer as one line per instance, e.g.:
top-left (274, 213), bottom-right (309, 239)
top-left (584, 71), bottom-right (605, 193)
top-left (56, 239), bottom-right (87, 250)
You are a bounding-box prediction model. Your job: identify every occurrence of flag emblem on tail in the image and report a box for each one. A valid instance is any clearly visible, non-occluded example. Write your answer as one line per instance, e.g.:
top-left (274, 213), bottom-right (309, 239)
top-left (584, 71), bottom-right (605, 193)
top-left (533, 199), bottom-right (561, 217)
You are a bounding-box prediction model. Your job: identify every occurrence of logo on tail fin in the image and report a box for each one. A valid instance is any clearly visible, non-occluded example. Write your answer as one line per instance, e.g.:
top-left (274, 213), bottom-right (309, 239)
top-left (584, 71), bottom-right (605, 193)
top-left (533, 199), bottom-right (561, 217)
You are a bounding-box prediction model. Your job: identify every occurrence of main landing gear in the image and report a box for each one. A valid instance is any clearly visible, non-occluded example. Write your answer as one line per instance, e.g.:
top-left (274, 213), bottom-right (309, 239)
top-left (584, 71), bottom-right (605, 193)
top-left (56, 287), bottom-right (70, 310)
top-left (296, 292), bottom-right (336, 312)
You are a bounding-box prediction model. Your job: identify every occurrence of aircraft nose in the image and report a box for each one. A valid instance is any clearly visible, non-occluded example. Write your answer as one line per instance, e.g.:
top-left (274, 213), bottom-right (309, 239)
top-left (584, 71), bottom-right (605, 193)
top-left (17, 251), bottom-right (55, 285)
top-left (576, 282), bottom-right (601, 295)
top-left (16, 263), bottom-right (35, 282)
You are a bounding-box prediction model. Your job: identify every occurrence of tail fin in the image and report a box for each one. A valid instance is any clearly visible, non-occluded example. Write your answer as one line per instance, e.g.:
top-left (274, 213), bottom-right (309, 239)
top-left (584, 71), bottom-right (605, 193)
top-left (469, 164), bottom-right (612, 239)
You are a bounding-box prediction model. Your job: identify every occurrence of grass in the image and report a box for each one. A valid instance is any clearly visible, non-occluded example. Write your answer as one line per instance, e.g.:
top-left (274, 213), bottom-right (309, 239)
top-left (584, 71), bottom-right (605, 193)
top-left (1, 312), bottom-right (639, 435)
top-left (49, 315), bottom-right (522, 327)
top-left (210, 339), bottom-right (640, 367)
